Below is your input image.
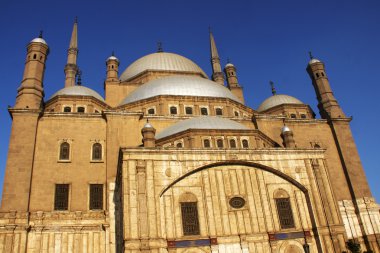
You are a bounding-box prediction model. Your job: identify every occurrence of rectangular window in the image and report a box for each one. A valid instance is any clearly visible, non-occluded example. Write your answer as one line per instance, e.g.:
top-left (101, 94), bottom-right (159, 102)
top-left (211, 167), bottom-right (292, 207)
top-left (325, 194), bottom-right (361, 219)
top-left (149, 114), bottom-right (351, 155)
top-left (90, 184), bottom-right (103, 210)
top-left (54, 184), bottom-right (69, 210)
top-left (181, 202), bottom-right (200, 235)
top-left (276, 198), bottom-right (295, 229)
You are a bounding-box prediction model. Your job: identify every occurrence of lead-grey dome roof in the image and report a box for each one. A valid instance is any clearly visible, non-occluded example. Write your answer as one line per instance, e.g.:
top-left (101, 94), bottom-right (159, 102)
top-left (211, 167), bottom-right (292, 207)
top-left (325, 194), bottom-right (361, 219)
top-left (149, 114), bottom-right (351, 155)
top-left (120, 52), bottom-right (207, 81)
top-left (156, 116), bottom-right (249, 139)
top-left (257, 94), bottom-right (303, 112)
top-left (120, 75), bottom-right (241, 105)
top-left (50, 86), bottom-right (104, 101)
top-left (30, 37), bottom-right (48, 45)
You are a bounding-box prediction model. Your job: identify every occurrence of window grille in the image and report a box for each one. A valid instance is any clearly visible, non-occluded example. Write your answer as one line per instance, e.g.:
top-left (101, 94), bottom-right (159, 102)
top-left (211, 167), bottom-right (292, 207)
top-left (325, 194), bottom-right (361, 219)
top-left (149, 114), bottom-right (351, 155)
top-left (200, 107), bottom-right (208, 115)
top-left (77, 107), bottom-right (85, 113)
top-left (217, 139), bottom-right (224, 148)
top-left (60, 142), bottom-right (70, 160)
top-left (90, 184), bottom-right (103, 210)
top-left (170, 106), bottom-right (177, 115)
top-left (64, 107), bottom-right (71, 112)
top-left (275, 198), bottom-right (295, 229)
top-left (92, 143), bottom-right (102, 160)
top-left (242, 139), bottom-right (249, 148)
top-left (185, 107), bottom-right (193, 115)
top-left (148, 108), bottom-right (155, 115)
top-left (181, 202), bottom-right (200, 235)
top-left (54, 184), bottom-right (69, 210)
top-left (215, 108), bottom-right (223, 115)
top-left (229, 139), bottom-right (237, 148)
top-left (176, 142), bottom-right (183, 148)
top-left (203, 139), bottom-right (210, 148)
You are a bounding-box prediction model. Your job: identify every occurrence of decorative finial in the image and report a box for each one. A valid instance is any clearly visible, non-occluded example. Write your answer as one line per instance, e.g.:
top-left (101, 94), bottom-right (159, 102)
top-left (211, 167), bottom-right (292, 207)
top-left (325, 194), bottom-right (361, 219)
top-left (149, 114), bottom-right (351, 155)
top-left (111, 50), bottom-right (115, 56)
top-left (227, 58), bottom-right (231, 64)
top-left (75, 16), bottom-right (78, 23)
top-left (208, 26), bottom-right (212, 33)
top-left (39, 30), bottom-right (43, 38)
top-left (76, 68), bottom-right (82, 86)
top-left (270, 81), bottom-right (276, 96)
top-left (157, 41), bottom-right (163, 52)
top-left (309, 51), bottom-right (314, 60)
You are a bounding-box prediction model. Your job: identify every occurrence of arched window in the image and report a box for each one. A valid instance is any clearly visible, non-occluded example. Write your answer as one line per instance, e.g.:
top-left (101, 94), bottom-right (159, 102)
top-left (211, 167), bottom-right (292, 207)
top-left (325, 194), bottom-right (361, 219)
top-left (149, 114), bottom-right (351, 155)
top-left (229, 139), bottom-right (237, 148)
top-left (170, 106), bottom-right (177, 115)
top-left (63, 106), bottom-right (72, 112)
top-left (147, 108), bottom-right (155, 115)
top-left (203, 139), bottom-right (210, 148)
top-left (242, 139), bottom-right (249, 148)
top-left (234, 111), bottom-right (239, 117)
top-left (274, 190), bottom-right (295, 229)
top-left (77, 107), bottom-right (85, 113)
top-left (176, 142), bottom-right (183, 148)
top-left (215, 108), bottom-right (223, 116)
top-left (200, 107), bottom-right (208, 115)
top-left (217, 139), bottom-right (224, 148)
top-left (185, 107), bottom-right (193, 115)
top-left (290, 113), bottom-right (297, 119)
top-left (300, 114), bottom-right (306, 119)
top-left (92, 143), bottom-right (102, 160)
top-left (60, 142), bottom-right (70, 160)
top-left (179, 193), bottom-right (200, 236)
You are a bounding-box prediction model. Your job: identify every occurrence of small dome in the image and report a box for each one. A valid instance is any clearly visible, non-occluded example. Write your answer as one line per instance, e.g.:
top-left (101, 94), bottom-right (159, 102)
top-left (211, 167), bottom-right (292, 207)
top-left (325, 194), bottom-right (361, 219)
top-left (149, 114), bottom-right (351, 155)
top-left (156, 116), bottom-right (249, 139)
top-left (282, 125), bottom-right (291, 133)
top-left (120, 75), bottom-right (241, 105)
top-left (257, 94), bottom-right (303, 112)
top-left (50, 86), bottom-right (104, 101)
top-left (143, 122), bottom-right (154, 128)
top-left (225, 63), bottom-right (235, 68)
top-left (107, 55), bottom-right (119, 62)
top-left (120, 52), bottom-right (207, 81)
top-left (30, 37), bottom-right (48, 46)
top-left (308, 58), bottom-right (321, 65)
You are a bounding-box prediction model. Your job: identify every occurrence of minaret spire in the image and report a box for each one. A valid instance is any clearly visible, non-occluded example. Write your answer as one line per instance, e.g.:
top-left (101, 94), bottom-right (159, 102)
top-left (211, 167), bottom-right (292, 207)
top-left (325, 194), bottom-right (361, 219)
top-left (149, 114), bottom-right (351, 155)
top-left (209, 29), bottom-right (224, 85)
top-left (64, 17), bottom-right (79, 87)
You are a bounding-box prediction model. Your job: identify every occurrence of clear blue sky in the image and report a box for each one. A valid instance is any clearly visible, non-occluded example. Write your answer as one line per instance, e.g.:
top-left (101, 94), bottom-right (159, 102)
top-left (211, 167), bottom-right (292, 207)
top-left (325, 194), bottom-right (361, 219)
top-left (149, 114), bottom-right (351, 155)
top-left (0, 0), bottom-right (379, 201)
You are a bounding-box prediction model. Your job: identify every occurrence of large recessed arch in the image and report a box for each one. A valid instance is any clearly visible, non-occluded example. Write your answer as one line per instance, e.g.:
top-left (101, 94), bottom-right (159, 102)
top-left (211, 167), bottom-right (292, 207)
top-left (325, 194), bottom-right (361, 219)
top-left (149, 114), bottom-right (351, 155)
top-left (159, 160), bottom-right (323, 253)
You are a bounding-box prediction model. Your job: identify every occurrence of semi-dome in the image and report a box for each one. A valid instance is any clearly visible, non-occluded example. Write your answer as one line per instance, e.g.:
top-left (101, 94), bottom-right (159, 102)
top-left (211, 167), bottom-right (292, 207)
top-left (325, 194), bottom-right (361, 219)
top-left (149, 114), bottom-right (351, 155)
top-left (120, 75), bottom-right (241, 105)
top-left (257, 94), bottom-right (303, 112)
top-left (50, 86), bottom-right (104, 101)
top-left (156, 116), bottom-right (249, 139)
top-left (120, 52), bottom-right (207, 81)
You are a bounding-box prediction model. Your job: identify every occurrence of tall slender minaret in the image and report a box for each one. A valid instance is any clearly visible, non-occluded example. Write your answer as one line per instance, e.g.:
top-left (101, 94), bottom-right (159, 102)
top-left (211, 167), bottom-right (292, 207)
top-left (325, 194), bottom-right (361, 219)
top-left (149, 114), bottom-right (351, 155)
top-left (64, 18), bottom-right (78, 87)
top-left (209, 30), bottom-right (224, 85)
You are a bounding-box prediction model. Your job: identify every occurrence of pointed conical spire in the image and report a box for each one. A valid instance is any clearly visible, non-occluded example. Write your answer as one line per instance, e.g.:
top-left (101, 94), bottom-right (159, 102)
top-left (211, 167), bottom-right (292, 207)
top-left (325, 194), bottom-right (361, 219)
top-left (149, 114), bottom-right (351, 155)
top-left (69, 17), bottom-right (78, 50)
top-left (209, 28), bottom-right (224, 85)
top-left (64, 17), bottom-right (79, 87)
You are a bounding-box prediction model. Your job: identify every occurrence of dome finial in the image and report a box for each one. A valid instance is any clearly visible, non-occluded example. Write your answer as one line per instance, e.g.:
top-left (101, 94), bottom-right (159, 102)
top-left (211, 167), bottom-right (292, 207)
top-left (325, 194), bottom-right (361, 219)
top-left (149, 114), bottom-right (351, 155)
top-left (157, 41), bottom-right (163, 52)
top-left (227, 57), bottom-right (230, 64)
top-left (74, 16), bottom-right (78, 24)
top-left (39, 30), bottom-right (43, 38)
top-left (112, 50), bottom-right (115, 56)
top-left (270, 81), bottom-right (276, 96)
top-left (309, 51), bottom-right (314, 60)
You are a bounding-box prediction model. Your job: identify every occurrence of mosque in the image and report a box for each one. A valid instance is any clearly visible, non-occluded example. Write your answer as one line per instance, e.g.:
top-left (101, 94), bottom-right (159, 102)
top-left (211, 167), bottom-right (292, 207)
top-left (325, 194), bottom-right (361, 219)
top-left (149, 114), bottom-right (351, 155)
top-left (0, 20), bottom-right (379, 253)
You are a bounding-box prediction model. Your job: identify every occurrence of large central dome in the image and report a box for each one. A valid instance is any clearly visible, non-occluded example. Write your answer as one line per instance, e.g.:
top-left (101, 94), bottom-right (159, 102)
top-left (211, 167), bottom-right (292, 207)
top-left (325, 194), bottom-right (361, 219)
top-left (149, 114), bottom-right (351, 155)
top-left (120, 52), bottom-right (207, 81)
top-left (120, 75), bottom-right (241, 105)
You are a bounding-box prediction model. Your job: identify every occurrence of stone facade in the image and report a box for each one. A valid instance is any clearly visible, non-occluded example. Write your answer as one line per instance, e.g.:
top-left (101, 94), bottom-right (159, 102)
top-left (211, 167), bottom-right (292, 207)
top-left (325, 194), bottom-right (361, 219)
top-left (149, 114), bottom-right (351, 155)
top-left (0, 22), bottom-right (379, 253)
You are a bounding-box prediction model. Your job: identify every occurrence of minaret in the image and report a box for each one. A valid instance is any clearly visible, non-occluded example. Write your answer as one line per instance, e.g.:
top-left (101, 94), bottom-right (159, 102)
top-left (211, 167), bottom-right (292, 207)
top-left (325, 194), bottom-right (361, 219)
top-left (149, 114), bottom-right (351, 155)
top-left (2, 33), bottom-right (49, 211)
top-left (209, 30), bottom-right (224, 85)
top-left (224, 61), bottom-right (244, 103)
top-left (106, 52), bottom-right (119, 82)
top-left (15, 32), bottom-right (49, 109)
top-left (141, 121), bottom-right (156, 148)
top-left (64, 18), bottom-right (78, 87)
top-left (306, 53), bottom-right (345, 119)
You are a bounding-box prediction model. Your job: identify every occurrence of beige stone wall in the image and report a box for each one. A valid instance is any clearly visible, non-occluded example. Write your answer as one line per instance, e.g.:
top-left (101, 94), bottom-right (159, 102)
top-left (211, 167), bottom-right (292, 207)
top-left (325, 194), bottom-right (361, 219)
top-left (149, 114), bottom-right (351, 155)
top-left (119, 148), bottom-right (347, 252)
